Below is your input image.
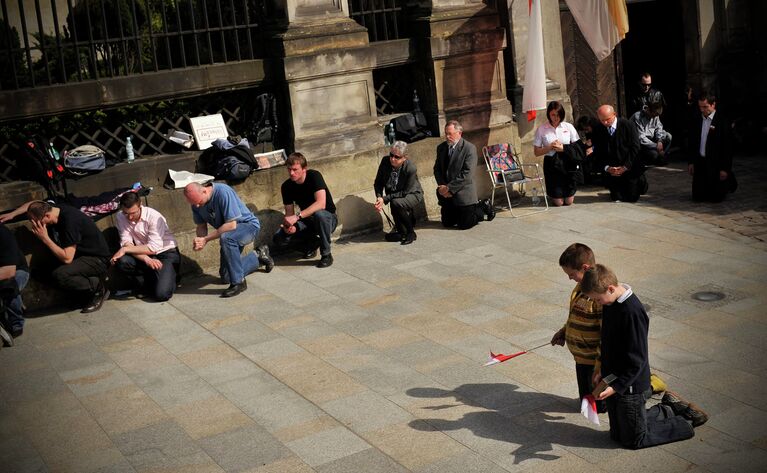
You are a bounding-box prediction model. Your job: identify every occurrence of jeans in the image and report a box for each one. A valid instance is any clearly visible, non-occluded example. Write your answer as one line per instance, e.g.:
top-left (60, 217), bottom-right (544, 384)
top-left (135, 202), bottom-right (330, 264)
top-left (607, 388), bottom-right (694, 449)
top-left (219, 221), bottom-right (260, 284)
top-left (3, 269), bottom-right (29, 331)
top-left (273, 211), bottom-right (338, 257)
top-left (115, 249), bottom-right (180, 301)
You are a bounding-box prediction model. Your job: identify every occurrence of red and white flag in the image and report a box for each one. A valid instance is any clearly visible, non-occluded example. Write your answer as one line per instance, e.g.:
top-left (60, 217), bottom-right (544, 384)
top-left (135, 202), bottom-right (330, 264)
top-left (580, 394), bottom-right (600, 425)
top-left (564, 0), bottom-right (629, 61)
top-left (484, 350), bottom-right (527, 366)
top-left (521, 0), bottom-right (546, 122)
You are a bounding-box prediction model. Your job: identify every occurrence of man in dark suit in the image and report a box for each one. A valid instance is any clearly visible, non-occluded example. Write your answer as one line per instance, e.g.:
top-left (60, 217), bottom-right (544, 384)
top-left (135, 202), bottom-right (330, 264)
top-left (687, 92), bottom-right (735, 202)
top-left (593, 105), bottom-right (646, 202)
top-left (433, 120), bottom-right (494, 229)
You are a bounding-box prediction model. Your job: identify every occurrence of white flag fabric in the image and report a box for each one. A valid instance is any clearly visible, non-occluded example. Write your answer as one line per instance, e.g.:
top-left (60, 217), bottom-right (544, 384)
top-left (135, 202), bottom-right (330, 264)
top-left (565, 0), bottom-right (629, 61)
top-left (581, 394), bottom-right (601, 425)
top-left (522, 0), bottom-right (547, 121)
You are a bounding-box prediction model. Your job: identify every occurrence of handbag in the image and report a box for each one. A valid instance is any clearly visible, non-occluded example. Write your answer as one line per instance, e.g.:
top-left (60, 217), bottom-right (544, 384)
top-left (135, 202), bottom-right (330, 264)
top-left (64, 145), bottom-right (106, 176)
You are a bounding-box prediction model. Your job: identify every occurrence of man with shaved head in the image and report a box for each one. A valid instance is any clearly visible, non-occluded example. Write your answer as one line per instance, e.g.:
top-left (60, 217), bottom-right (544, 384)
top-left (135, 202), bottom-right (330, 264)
top-left (184, 182), bottom-right (273, 297)
top-left (593, 105), bottom-right (645, 202)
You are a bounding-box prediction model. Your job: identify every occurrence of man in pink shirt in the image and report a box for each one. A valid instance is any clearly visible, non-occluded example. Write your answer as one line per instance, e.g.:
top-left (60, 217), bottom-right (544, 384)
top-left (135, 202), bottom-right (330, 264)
top-left (111, 192), bottom-right (180, 301)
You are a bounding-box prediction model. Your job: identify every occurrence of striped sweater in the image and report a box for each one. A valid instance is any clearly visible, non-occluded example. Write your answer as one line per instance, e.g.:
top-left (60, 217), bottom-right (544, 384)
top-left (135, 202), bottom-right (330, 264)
top-left (563, 283), bottom-right (603, 365)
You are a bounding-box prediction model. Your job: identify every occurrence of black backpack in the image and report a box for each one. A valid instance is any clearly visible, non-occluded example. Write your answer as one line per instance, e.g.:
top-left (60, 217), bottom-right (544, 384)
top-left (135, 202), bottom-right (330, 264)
top-left (196, 141), bottom-right (259, 181)
top-left (246, 93), bottom-right (279, 151)
top-left (15, 136), bottom-right (68, 199)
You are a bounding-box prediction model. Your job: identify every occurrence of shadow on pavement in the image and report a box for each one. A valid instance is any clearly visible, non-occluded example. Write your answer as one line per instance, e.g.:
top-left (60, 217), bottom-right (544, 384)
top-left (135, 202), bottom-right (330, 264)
top-left (407, 383), bottom-right (615, 464)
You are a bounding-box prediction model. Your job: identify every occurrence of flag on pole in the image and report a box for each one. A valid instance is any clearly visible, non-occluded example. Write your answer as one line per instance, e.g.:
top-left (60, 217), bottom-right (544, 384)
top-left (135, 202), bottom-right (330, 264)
top-left (484, 350), bottom-right (528, 366)
top-left (521, 0), bottom-right (546, 122)
top-left (564, 0), bottom-right (629, 61)
top-left (580, 394), bottom-right (600, 425)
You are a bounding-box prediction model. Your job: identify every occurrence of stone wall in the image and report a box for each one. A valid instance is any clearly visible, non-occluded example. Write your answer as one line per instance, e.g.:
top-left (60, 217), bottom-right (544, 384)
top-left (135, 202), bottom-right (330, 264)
top-left (1, 124), bottom-right (515, 310)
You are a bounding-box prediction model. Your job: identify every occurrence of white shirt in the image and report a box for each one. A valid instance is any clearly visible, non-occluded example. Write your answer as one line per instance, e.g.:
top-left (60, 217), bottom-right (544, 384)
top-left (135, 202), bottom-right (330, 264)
top-left (533, 121), bottom-right (579, 156)
top-left (699, 110), bottom-right (716, 157)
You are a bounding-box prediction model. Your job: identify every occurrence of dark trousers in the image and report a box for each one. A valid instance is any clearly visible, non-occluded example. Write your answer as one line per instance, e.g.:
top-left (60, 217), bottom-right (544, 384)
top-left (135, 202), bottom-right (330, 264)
top-left (692, 158), bottom-right (728, 202)
top-left (115, 249), bottom-right (180, 301)
top-left (438, 195), bottom-right (483, 230)
top-left (607, 388), bottom-right (694, 449)
top-left (274, 210), bottom-right (338, 257)
top-left (575, 363), bottom-right (606, 413)
top-left (606, 174), bottom-right (648, 203)
top-left (51, 256), bottom-right (109, 297)
top-left (390, 194), bottom-right (421, 236)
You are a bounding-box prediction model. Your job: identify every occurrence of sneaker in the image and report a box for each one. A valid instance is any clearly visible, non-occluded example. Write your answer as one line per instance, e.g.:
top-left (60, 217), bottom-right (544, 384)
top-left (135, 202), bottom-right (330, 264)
top-left (662, 391), bottom-right (708, 427)
top-left (384, 231), bottom-right (402, 242)
top-left (256, 245), bottom-right (275, 273)
top-left (0, 324), bottom-right (13, 347)
top-left (317, 254), bottom-right (333, 268)
top-left (222, 280), bottom-right (247, 298)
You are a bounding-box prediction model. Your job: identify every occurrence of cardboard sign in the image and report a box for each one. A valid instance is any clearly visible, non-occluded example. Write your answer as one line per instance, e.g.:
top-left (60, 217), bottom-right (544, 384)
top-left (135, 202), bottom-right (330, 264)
top-left (254, 149), bottom-right (288, 170)
top-left (189, 114), bottom-right (228, 150)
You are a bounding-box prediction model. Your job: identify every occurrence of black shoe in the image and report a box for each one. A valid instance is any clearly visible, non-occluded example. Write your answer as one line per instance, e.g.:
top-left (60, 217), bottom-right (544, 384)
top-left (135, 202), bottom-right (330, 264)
top-left (401, 232), bottom-right (416, 245)
top-left (82, 287), bottom-right (110, 313)
top-left (256, 245), bottom-right (275, 273)
top-left (0, 324), bottom-right (13, 347)
top-left (222, 280), bottom-right (247, 298)
top-left (302, 248), bottom-right (318, 259)
top-left (11, 327), bottom-right (23, 338)
top-left (317, 254), bottom-right (333, 268)
top-left (385, 231), bottom-right (402, 242)
top-left (480, 199), bottom-right (496, 221)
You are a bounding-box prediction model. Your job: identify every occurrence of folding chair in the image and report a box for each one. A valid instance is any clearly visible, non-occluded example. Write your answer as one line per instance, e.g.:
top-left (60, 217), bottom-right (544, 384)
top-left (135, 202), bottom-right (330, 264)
top-left (482, 143), bottom-right (548, 217)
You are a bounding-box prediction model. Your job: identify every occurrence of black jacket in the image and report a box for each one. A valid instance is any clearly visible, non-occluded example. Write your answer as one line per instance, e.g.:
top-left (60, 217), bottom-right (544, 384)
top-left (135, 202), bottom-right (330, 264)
top-left (592, 117), bottom-right (643, 178)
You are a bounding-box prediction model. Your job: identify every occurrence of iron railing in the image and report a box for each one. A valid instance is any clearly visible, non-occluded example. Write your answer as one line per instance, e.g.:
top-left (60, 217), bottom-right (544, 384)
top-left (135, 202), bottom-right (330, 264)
top-left (0, 0), bottom-right (266, 91)
top-left (348, 0), bottom-right (406, 42)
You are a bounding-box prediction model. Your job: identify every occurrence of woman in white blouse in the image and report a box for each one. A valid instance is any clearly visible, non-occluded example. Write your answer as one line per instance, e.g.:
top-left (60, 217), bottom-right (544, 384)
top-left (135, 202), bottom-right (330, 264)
top-left (533, 101), bottom-right (582, 206)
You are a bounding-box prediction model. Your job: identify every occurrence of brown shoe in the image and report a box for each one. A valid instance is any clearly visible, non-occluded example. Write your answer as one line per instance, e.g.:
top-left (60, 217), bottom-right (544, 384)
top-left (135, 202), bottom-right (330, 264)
top-left (662, 391), bottom-right (708, 427)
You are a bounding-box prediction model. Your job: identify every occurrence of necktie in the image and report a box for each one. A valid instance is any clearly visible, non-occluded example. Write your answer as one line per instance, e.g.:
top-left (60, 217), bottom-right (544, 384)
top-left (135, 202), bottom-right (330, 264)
top-left (608, 127), bottom-right (615, 136)
top-left (448, 146), bottom-right (454, 158)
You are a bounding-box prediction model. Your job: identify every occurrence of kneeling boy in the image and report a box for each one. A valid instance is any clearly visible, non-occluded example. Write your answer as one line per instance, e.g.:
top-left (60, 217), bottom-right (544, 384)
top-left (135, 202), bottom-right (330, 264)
top-left (583, 264), bottom-right (707, 449)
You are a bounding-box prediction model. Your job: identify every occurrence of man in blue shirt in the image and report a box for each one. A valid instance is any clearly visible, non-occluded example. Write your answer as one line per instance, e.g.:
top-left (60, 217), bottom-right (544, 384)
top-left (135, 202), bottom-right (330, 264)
top-left (184, 182), bottom-right (273, 297)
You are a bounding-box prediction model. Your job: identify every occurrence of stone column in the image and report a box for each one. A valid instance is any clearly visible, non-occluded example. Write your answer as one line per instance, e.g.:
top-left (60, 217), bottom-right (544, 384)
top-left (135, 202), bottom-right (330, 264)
top-left (410, 0), bottom-right (514, 141)
top-left (264, 0), bottom-right (382, 158)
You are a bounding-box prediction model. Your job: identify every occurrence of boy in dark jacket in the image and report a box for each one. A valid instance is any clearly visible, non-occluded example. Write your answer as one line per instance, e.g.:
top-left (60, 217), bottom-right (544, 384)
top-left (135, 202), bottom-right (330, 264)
top-left (583, 264), bottom-right (707, 449)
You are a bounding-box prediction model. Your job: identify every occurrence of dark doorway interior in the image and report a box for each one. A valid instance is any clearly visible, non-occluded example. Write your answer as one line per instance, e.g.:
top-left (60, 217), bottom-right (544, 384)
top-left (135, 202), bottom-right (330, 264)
top-left (620, 0), bottom-right (687, 141)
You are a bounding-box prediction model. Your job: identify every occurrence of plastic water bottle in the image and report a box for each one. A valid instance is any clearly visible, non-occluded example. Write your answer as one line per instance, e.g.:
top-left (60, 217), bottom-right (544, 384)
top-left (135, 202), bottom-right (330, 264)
top-left (413, 90), bottom-right (421, 112)
top-left (387, 123), bottom-right (396, 146)
top-left (125, 136), bottom-right (135, 163)
top-left (49, 142), bottom-right (61, 162)
top-left (532, 188), bottom-right (540, 206)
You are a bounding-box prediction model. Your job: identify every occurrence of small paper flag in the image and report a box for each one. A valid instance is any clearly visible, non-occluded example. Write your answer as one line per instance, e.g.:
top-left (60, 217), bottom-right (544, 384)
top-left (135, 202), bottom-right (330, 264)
top-left (484, 351), bottom-right (527, 366)
top-left (580, 394), bottom-right (600, 425)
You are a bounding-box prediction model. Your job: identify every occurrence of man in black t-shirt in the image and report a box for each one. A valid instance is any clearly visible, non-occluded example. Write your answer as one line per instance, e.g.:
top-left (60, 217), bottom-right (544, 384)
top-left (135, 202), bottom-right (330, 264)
top-left (273, 152), bottom-right (338, 268)
top-left (26, 201), bottom-right (111, 313)
top-left (0, 224), bottom-right (29, 343)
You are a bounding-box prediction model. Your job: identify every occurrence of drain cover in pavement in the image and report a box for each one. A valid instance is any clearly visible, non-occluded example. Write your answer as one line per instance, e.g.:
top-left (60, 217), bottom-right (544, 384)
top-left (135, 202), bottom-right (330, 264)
top-left (692, 291), bottom-right (726, 302)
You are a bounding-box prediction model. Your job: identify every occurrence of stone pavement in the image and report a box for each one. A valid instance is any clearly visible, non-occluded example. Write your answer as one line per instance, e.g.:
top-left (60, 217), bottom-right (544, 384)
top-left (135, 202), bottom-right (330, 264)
top-left (1, 155), bottom-right (766, 473)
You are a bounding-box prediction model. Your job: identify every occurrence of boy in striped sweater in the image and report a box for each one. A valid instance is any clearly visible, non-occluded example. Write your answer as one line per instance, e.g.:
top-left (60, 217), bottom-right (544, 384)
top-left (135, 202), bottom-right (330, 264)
top-left (551, 243), bottom-right (605, 412)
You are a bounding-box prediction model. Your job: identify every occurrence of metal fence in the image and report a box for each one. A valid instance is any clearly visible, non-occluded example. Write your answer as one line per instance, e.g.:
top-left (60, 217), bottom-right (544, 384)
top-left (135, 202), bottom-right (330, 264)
top-left (0, 0), bottom-right (266, 91)
top-left (348, 0), bottom-right (406, 42)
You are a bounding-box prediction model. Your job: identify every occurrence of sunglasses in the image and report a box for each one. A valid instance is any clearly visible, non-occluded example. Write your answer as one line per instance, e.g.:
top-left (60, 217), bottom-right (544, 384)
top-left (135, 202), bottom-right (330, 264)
top-left (389, 152), bottom-right (405, 160)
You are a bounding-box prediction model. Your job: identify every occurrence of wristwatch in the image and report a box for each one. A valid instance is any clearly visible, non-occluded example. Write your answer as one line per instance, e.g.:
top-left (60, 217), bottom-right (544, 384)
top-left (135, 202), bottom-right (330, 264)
top-left (296, 211), bottom-right (302, 219)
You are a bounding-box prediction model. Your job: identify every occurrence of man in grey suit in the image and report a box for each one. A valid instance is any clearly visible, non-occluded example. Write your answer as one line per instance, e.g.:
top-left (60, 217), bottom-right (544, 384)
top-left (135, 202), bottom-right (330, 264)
top-left (434, 120), bottom-right (494, 229)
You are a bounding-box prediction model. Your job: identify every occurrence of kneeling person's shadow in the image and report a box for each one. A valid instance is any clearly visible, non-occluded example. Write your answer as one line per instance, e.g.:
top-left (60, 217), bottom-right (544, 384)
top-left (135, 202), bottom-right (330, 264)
top-left (406, 383), bottom-right (614, 465)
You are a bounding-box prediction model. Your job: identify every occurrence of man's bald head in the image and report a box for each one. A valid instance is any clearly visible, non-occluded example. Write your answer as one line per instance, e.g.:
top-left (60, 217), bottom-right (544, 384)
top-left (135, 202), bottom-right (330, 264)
top-left (184, 182), bottom-right (210, 207)
top-left (597, 105), bottom-right (617, 127)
